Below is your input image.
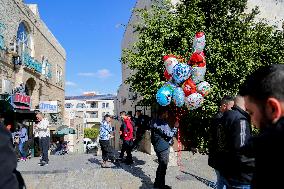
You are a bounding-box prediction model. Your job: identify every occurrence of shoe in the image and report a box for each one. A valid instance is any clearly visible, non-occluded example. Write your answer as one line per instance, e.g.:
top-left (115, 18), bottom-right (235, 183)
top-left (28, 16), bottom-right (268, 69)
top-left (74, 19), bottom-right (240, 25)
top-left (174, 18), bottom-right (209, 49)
top-left (38, 159), bottom-right (43, 165)
top-left (39, 161), bottom-right (48, 166)
top-left (39, 163), bottom-right (48, 166)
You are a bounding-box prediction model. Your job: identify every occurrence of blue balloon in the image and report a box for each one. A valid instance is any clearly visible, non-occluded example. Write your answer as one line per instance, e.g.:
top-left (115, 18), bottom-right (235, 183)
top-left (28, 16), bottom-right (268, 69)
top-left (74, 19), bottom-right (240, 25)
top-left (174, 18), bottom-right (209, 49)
top-left (172, 63), bottom-right (191, 84)
top-left (156, 86), bottom-right (173, 106)
top-left (164, 81), bottom-right (177, 91)
top-left (173, 87), bottom-right (185, 107)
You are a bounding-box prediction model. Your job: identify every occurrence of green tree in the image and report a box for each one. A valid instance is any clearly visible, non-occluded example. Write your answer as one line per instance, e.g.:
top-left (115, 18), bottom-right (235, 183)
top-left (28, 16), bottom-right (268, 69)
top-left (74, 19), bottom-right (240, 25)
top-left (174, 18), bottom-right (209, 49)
top-left (122, 0), bottom-right (284, 150)
top-left (84, 128), bottom-right (99, 139)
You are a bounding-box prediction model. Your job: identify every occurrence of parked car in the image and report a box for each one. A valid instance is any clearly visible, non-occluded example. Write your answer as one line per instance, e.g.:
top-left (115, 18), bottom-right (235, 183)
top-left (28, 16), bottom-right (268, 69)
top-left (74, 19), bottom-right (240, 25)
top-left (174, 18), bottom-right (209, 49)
top-left (83, 138), bottom-right (98, 155)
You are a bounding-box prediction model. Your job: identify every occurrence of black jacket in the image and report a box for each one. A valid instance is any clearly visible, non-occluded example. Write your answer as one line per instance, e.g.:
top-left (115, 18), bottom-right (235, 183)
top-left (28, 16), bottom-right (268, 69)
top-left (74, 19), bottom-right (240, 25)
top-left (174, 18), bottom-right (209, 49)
top-left (208, 111), bottom-right (223, 169)
top-left (135, 115), bottom-right (150, 131)
top-left (219, 106), bottom-right (255, 184)
top-left (151, 119), bottom-right (177, 153)
top-left (241, 117), bottom-right (284, 189)
top-left (0, 126), bottom-right (20, 189)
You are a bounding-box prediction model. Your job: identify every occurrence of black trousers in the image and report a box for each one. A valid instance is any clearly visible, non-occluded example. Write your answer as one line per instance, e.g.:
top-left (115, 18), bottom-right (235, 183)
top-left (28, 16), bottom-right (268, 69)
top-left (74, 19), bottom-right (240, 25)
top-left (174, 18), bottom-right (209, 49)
top-left (39, 137), bottom-right (50, 163)
top-left (120, 140), bottom-right (133, 162)
top-left (119, 139), bottom-right (126, 158)
top-left (154, 148), bottom-right (170, 187)
top-left (99, 140), bottom-right (114, 161)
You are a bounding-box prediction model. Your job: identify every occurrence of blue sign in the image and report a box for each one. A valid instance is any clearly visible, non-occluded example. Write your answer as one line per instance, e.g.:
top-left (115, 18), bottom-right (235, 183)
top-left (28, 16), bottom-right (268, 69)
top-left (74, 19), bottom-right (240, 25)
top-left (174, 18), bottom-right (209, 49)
top-left (23, 52), bottom-right (42, 73)
top-left (39, 101), bottom-right (58, 113)
top-left (0, 35), bottom-right (4, 50)
top-left (0, 23), bottom-right (5, 50)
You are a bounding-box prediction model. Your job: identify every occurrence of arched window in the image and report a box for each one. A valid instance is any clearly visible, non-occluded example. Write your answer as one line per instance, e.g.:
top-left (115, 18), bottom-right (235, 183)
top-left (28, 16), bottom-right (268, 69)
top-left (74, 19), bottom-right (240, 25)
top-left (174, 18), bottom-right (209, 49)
top-left (17, 22), bottom-right (33, 56)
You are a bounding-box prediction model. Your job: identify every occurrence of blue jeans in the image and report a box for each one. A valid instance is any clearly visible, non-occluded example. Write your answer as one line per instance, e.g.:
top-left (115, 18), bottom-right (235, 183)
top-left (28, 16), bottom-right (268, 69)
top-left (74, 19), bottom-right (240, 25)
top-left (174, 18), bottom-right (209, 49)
top-left (19, 141), bottom-right (26, 158)
top-left (215, 169), bottom-right (228, 189)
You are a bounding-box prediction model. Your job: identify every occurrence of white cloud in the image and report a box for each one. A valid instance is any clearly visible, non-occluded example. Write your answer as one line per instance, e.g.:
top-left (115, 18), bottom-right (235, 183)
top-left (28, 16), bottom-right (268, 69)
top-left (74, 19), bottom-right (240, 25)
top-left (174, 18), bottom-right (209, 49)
top-left (77, 69), bottom-right (112, 79)
top-left (97, 69), bottom-right (112, 79)
top-left (77, 72), bottom-right (95, 77)
top-left (65, 81), bottom-right (77, 87)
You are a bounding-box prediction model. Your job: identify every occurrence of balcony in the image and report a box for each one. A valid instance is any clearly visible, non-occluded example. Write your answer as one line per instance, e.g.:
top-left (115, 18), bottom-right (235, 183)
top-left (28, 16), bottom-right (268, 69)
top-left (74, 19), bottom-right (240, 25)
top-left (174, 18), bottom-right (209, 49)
top-left (85, 118), bottom-right (100, 123)
top-left (84, 107), bottom-right (99, 111)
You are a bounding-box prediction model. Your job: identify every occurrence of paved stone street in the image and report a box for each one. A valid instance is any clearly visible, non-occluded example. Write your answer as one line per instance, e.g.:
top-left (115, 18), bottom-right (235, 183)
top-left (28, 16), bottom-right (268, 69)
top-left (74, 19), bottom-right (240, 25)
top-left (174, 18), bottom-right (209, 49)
top-left (17, 151), bottom-right (216, 189)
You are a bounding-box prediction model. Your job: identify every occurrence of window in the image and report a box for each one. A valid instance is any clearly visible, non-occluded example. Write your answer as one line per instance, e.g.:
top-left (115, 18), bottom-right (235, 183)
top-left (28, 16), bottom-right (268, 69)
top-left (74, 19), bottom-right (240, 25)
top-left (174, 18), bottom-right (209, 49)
top-left (90, 102), bottom-right (97, 108)
top-left (42, 57), bottom-right (52, 79)
top-left (65, 103), bottom-right (73, 109)
top-left (76, 103), bottom-right (86, 109)
top-left (89, 112), bottom-right (98, 118)
top-left (102, 103), bottom-right (106, 108)
top-left (106, 103), bottom-right (109, 108)
top-left (56, 64), bottom-right (63, 86)
top-left (17, 22), bottom-right (32, 56)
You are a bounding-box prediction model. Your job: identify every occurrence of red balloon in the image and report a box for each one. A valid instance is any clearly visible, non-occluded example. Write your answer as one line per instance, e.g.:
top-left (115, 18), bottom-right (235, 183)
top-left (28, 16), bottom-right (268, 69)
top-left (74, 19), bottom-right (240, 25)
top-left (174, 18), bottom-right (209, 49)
top-left (195, 32), bottom-right (205, 39)
top-left (163, 54), bottom-right (177, 61)
top-left (164, 69), bottom-right (172, 80)
top-left (188, 52), bottom-right (206, 67)
top-left (182, 78), bottom-right (197, 96)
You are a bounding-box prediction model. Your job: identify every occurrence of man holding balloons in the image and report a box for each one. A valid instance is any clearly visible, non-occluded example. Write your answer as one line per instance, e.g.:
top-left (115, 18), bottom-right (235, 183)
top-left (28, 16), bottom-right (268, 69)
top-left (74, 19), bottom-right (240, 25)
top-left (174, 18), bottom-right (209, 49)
top-left (151, 107), bottom-right (179, 189)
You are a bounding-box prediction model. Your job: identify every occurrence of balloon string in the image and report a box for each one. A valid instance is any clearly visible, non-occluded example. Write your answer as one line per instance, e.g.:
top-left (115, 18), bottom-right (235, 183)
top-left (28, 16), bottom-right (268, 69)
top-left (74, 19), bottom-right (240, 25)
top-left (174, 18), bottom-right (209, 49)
top-left (177, 115), bottom-right (184, 172)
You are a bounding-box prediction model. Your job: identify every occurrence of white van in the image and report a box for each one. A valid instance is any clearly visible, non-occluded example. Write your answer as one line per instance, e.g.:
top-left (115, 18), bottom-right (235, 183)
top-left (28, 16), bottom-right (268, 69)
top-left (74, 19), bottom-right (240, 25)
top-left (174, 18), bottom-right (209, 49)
top-left (83, 138), bottom-right (98, 154)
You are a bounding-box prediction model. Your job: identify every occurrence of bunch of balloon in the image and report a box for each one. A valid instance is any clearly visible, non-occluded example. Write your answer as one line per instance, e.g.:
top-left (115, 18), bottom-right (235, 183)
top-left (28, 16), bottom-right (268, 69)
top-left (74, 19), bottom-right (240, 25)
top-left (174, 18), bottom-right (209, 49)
top-left (156, 31), bottom-right (211, 110)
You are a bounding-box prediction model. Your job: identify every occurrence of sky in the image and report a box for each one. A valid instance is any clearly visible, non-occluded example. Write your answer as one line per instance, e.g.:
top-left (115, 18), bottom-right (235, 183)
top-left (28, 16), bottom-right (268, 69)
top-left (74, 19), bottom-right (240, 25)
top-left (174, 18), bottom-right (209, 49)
top-left (24, 0), bottom-right (136, 96)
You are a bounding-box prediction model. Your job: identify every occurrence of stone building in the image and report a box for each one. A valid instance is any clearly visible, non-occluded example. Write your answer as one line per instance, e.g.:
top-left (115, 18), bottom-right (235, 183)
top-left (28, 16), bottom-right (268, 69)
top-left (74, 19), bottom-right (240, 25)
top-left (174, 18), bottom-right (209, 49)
top-left (0, 0), bottom-right (66, 132)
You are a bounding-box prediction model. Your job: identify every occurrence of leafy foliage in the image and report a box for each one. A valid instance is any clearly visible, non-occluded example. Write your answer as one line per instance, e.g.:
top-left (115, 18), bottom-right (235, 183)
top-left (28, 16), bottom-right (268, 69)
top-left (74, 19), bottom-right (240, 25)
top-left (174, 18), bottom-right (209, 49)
top-left (122, 0), bottom-right (284, 150)
top-left (84, 128), bottom-right (99, 139)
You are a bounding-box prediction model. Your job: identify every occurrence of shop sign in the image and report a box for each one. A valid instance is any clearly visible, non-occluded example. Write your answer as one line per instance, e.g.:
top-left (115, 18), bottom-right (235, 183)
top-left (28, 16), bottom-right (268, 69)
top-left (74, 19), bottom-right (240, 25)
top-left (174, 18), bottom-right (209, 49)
top-left (23, 52), bottom-right (42, 73)
top-left (0, 22), bottom-right (5, 50)
top-left (12, 93), bottom-right (31, 110)
top-left (39, 101), bottom-right (58, 113)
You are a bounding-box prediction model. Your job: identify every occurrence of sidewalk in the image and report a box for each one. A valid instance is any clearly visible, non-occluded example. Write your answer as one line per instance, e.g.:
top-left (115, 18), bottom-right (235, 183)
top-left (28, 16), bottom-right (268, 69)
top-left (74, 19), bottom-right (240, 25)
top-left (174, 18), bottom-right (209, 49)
top-left (17, 151), bottom-right (216, 189)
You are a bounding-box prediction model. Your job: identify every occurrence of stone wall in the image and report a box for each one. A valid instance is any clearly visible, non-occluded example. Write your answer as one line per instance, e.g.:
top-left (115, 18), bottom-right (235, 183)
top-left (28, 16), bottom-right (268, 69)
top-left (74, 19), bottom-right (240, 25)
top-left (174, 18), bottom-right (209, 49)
top-left (247, 0), bottom-right (284, 30)
top-left (64, 110), bottom-right (84, 153)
